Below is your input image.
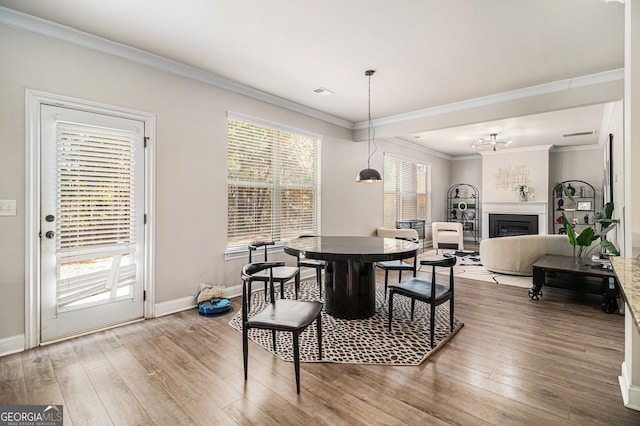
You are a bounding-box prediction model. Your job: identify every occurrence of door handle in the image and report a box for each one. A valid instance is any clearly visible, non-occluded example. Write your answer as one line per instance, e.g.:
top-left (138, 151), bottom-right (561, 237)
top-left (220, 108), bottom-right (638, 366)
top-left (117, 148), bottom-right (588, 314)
top-left (45, 231), bottom-right (55, 239)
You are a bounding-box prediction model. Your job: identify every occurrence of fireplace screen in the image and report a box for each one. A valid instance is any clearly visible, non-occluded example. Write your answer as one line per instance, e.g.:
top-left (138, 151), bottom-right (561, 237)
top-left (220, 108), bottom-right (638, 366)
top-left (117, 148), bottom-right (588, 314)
top-left (489, 214), bottom-right (538, 238)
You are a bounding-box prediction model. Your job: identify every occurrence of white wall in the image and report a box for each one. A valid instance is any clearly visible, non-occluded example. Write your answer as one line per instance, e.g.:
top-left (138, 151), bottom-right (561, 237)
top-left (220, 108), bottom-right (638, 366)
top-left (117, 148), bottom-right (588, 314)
top-left (549, 147), bottom-right (606, 210)
top-left (481, 147), bottom-right (550, 203)
top-left (451, 157), bottom-right (482, 194)
top-left (0, 24), bottom-right (450, 343)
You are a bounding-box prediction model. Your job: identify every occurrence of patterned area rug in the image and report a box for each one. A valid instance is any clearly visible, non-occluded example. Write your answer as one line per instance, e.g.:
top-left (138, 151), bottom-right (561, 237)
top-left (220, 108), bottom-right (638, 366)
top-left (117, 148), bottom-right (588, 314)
top-left (228, 280), bottom-right (463, 365)
top-left (420, 249), bottom-right (532, 288)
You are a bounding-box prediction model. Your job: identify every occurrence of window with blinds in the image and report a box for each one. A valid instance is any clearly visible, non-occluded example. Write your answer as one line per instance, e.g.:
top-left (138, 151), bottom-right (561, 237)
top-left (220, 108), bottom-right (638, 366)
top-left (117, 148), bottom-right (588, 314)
top-left (383, 154), bottom-right (430, 228)
top-left (227, 113), bottom-right (321, 252)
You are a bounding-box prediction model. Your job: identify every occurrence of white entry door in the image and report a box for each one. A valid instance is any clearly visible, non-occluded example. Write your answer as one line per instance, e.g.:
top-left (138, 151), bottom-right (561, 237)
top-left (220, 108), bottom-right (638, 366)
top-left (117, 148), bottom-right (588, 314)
top-left (40, 105), bottom-right (145, 342)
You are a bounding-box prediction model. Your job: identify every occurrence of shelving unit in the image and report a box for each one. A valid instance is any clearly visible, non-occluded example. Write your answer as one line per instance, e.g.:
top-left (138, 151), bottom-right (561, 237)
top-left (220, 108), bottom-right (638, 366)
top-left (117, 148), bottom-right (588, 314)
top-left (446, 183), bottom-right (480, 243)
top-left (551, 180), bottom-right (595, 235)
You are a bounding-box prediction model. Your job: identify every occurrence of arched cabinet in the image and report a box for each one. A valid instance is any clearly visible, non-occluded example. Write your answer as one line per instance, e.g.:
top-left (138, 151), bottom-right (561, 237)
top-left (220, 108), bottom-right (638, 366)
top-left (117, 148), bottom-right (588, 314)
top-left (446, 183), bottom-right (480, 243)
top-left (551, 180), bottom-right (595, 235)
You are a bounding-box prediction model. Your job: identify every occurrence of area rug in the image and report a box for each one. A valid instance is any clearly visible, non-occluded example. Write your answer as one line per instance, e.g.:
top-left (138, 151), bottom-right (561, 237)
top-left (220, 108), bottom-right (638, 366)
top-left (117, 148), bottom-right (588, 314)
top-left (228, 280), bottom-right (463, 365)
top-left (419, 249), bottom-right (533, 289)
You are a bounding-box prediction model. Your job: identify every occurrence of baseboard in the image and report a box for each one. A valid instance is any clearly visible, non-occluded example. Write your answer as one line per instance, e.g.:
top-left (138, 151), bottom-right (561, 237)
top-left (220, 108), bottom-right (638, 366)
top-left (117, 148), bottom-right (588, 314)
top-left (3, 273), bottom-right (314, 355)
top-left (0, 334), bottom-right (25, 357)
top-left (619, 361), bottom-right (640, 411)
top-left (153, 270), bottom-right (317, 317)
top-left (154, 296), bottom-right (198, 317)
top-left (153, 283), bottom-right (244, 317)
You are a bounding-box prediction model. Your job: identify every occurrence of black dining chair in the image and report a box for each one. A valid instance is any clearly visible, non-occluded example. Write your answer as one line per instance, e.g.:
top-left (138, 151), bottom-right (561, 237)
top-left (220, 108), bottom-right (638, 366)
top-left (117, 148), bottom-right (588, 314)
top-left (375, 236), bottom-right (419, 300)
top-left (248, 241), bottom-right (300, 305)
top-left (294, 235), bottom-right (324, 298)
top-left (242, 261), bottom-right (323, 394)
top-left (387, 255), bottom-right (456, 348)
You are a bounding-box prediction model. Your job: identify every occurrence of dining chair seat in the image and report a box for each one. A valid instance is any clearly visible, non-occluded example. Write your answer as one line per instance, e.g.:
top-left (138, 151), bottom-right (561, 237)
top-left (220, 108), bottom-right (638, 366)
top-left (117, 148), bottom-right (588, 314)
top-left (247, 299), bottom-right (322, 331)
top-left (242, 261), bottom-right (322, 394)
top-left (248, 241), bottom-right (300, 305)
top-left (250, 266), bottom-right (301, 297)
top-left (388, 255), bottom-right (456, 348)
top-left (375, 232), bottom-right (418, 300)
top-left (391, 277), bottom-right (452, 301)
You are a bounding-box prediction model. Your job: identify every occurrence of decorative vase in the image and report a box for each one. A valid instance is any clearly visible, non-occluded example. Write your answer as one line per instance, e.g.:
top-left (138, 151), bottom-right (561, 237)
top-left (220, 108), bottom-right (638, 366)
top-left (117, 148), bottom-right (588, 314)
top-left (579, 253), bottom-right (591, 266)
top-left (574, 246), bottom-right (591, 266)
top-left (519, 190), bottom-right (527, 202)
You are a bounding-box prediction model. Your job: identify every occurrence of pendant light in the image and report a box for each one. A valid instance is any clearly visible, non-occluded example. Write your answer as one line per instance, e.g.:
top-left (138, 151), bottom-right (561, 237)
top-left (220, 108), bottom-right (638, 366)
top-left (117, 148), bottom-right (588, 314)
top-left (356, 70), bottom-right (382, 183)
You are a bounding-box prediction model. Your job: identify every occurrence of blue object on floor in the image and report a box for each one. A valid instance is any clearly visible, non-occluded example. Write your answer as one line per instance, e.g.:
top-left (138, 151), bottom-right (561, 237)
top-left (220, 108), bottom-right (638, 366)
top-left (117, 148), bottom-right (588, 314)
top-left (199, 298), bottom-right (231, 316)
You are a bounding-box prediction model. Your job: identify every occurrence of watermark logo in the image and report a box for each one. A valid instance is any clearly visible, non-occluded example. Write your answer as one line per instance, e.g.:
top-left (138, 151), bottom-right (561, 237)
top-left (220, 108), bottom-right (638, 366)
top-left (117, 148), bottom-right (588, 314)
top-left (0, 405), bottom-right (63, 426)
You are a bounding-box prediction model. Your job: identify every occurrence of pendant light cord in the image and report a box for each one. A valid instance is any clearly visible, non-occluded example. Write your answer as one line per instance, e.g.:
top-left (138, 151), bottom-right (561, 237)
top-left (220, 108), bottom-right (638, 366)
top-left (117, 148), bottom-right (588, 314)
top-left (367, 70), bottom-right (377, 168)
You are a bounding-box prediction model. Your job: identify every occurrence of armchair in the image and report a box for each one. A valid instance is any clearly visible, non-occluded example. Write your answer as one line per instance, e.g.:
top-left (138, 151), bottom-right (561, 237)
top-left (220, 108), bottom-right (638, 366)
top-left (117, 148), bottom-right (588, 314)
top-left (432, 222), bottom-right (464, 252)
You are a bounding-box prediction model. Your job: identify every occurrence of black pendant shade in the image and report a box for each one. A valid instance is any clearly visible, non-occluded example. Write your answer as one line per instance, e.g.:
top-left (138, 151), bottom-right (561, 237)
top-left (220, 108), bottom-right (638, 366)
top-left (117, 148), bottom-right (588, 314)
top-left (356, 167), bottom-right (382, 183)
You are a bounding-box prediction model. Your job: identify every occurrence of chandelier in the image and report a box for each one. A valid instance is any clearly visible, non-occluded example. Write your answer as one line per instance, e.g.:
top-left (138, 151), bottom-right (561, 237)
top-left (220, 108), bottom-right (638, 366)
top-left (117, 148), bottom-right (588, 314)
top-left (472, 133), bottom-right (512, 152)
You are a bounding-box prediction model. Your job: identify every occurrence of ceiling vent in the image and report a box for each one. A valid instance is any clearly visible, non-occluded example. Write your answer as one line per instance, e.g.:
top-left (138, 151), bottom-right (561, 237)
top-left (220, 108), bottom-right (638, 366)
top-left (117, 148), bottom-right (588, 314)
top-left (562, 131), bottom-right (596, 138)
top-left (312, 87), bottom-right (334, 96)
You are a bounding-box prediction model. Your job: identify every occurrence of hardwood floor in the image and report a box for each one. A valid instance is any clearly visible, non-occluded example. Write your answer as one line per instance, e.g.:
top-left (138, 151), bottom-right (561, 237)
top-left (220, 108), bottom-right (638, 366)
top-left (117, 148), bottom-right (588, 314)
top-left (2, 272), bottom-right (640, 425)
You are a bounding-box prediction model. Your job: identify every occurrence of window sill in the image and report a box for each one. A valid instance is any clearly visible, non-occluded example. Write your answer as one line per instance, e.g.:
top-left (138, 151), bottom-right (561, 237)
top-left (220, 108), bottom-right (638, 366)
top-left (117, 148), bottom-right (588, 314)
top-left (224, 244), bottom-right (285, 261)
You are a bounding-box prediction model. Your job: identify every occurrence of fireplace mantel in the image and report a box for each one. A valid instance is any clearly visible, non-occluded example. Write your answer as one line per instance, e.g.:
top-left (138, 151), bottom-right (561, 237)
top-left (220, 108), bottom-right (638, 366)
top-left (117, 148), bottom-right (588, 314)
top-left (482, 201), bottom-right (548, 239)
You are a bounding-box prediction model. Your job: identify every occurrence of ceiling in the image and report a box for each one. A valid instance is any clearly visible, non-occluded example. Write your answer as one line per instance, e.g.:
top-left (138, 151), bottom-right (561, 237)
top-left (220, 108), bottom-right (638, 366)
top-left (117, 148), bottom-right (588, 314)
top-left (0, 0), bottom-right (625, 156)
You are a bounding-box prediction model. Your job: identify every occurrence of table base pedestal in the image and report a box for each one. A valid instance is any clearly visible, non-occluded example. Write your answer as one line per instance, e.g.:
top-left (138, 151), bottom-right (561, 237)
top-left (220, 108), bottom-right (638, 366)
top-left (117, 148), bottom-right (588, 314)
top-left (324, 260), bottom-right (376, 319)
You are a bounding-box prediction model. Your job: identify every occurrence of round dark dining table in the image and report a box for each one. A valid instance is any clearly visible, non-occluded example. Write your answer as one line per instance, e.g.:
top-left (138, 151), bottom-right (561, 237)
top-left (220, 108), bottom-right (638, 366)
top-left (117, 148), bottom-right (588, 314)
top-left (283, 236), bottom-right (418, 319)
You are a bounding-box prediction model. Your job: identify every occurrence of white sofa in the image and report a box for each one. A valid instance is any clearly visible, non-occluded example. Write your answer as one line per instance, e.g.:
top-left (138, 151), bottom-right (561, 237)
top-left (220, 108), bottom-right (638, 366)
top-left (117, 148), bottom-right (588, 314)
top-left (480, 234), bottom-right (573, 276)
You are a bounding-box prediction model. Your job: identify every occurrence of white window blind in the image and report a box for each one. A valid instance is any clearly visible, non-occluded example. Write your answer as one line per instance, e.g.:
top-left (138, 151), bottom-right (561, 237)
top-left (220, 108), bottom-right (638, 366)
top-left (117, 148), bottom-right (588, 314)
top-left (55, 121), bottom-right (138, 310)
top-left (56, 122), bottom-right (137, 250)
top-left (227, 114), bottom-right (321, 252)
top-left (383, 154), bottom-right (430, 228)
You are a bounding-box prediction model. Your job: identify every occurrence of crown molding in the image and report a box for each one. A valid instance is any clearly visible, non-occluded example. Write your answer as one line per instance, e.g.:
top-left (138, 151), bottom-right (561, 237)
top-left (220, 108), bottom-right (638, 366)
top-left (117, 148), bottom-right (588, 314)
top-left (452, 154), bottom-right (482, 161)
top-left (383, 137), bottom-right (453, 160)
top-left (550, 143), bottom-right (601, 153)
top-left (0, 6), bottom-right (353, 130)
top-left (2, 6), bottom-right (623, 141)
top-left (354, 69), bottom-right (624, 131)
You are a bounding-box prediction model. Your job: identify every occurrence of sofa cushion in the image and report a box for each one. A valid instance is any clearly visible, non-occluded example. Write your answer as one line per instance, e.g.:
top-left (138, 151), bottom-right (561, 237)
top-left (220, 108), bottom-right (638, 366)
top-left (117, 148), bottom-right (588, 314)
top-left (480, 234), bottom-right (573, 276)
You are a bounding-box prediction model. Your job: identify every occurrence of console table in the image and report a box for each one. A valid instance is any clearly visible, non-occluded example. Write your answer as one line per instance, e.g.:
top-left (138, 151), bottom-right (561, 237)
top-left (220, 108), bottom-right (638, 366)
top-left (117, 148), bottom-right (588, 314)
top-left (529, 254), bottom-right (619, 313)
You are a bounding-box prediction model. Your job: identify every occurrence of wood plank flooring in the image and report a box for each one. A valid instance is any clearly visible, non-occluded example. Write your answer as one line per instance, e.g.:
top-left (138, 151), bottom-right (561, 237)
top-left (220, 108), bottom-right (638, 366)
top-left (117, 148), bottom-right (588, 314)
top-left (2, 272), bottom-right (640, 425)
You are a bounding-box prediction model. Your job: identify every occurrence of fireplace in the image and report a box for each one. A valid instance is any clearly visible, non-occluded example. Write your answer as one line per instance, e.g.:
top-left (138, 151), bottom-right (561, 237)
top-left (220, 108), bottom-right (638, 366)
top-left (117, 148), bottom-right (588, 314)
top-left (489, 214), bottom-right (538, 238)
top-left (482, 201), bottom-right (548, 239)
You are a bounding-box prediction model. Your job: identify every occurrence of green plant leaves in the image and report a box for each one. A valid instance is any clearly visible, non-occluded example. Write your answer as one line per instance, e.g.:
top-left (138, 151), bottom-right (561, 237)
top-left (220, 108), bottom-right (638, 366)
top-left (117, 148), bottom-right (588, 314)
top-left (561, 212), bottom-right (578, 246)
top-left (561, 199), bottom-right (620, 256)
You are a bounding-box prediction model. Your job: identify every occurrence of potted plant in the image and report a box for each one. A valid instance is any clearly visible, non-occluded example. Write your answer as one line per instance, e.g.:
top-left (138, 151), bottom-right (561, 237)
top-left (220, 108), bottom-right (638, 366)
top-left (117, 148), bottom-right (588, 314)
top-left (561, 201), bottom-right (620, 264)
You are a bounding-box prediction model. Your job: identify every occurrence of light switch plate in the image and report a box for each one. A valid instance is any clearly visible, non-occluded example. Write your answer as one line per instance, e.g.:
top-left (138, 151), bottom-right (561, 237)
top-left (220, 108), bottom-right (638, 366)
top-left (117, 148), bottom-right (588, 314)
top-left (0, 200), bottom-right (17, 216)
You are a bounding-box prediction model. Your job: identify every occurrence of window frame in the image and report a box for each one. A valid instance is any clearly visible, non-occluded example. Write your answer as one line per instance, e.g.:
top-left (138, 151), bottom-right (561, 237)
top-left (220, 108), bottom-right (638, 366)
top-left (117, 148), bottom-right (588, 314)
top-left (226, 112), bottom-right (321, 255)
top-left (383, 152), bottom-right (431, 229)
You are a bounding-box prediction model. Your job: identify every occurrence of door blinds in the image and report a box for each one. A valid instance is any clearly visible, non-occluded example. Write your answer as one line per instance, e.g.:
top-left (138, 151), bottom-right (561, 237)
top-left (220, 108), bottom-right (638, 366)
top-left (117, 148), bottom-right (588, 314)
top-left (55, 121), bottom-right (138, 310)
